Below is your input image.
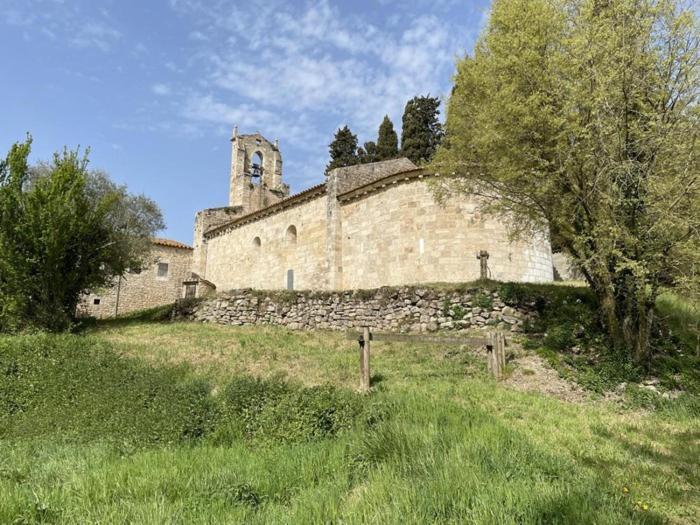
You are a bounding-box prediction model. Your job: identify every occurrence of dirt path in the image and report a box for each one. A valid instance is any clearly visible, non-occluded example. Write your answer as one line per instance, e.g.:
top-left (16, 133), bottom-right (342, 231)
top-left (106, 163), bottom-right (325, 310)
top-left (504, 353), bottom-right (589, 403)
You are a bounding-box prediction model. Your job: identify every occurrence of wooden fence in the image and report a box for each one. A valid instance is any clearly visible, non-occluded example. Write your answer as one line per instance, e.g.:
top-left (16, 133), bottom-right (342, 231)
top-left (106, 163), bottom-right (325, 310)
top-left (346, 327), bottom-right (507, 392)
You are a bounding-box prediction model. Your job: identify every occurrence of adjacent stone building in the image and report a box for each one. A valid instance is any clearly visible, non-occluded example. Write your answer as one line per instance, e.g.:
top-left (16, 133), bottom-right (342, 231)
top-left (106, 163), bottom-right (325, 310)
top-left (189, 129), bottom-right (553, 296)
top-left (80, 238), bottom-right (193, 318)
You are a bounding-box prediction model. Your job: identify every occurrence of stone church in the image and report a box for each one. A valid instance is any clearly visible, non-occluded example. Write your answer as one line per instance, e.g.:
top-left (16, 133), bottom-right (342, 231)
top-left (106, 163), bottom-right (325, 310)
top-left (187, 128), bottom-right (553, 297)
top-left (81, 128), bottom-right (555, 318)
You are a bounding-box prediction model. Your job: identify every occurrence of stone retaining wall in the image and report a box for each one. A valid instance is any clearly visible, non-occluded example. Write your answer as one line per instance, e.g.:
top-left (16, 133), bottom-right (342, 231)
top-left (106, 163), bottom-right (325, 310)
top-left (180, 286), bottom-right (534, 333)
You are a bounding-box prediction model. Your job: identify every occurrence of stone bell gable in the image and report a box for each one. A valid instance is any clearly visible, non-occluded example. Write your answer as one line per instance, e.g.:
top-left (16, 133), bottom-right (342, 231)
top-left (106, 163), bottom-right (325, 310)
top-left (229, 127), bottom-right (289, 213)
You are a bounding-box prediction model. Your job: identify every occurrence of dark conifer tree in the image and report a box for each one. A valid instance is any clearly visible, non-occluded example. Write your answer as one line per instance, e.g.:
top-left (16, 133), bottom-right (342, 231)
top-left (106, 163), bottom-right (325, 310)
top-left (326, 125), bottom-right (359, 173)
top-left (358, 141), bottom-right (378, 164)
top-left (400, 95), bottom-right (443, 164)
top-left (375, 115), bottom-right (399, 160)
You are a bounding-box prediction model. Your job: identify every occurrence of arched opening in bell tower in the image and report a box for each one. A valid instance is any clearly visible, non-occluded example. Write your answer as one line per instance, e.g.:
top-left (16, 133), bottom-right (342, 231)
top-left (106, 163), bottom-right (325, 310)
top-left (250, 151), bottom-right (264, 185)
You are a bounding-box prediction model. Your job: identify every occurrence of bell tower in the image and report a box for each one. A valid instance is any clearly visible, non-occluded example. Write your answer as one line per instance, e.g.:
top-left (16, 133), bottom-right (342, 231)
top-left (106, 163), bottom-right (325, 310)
top-left (229, 127), bottom-right (289, 213)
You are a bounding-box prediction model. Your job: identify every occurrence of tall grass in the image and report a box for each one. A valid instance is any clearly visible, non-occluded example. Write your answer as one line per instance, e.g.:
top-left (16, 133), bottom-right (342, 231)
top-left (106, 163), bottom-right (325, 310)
top-left (1, 321), bottom-right (697, 523)
top-left (657, 292), bottom-right (700, 357)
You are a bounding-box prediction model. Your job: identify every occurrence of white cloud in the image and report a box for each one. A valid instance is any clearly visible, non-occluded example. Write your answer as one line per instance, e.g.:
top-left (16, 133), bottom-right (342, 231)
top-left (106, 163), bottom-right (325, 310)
top-left (173, 1), bottom-right (465, 142)
top-left (165, 0), bottom-right (480, 188)
top-left (182, 93), bottom-right (325, 152)
top-left (2, 0), bottom-right (122, 52)
top-left (188, 30), bottom-right (208, 42)
top-left (152, 83), bottom-right (172, 96)
top-left (70, 21), bottom-right (121, 51)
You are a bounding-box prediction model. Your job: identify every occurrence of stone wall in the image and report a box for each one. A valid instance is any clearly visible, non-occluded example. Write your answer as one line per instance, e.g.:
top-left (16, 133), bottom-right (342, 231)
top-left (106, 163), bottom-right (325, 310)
top-left (200, 174), bottom-right (553, 292)
top-left (341, 180), bottom-right (552, 289)
top-left (333, 158), bottom-right (418, 193)
top-left (338, 179), bottom-right (553, 288)
top-left (81, 244), bottom-right (192, 318)
top-left (552, 252), bottom-right (585, 281)
top-left (204, 194), bottom-right (329, 291)
top-left (192, 206), bottom-right (243, 277)
top-left (182, 286), bottom-right (533, 333)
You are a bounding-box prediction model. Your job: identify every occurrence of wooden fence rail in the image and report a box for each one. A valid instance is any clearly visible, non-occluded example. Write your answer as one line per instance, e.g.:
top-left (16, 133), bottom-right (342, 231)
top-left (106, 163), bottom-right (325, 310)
top-left (348, 327), bottom-right (507, 392)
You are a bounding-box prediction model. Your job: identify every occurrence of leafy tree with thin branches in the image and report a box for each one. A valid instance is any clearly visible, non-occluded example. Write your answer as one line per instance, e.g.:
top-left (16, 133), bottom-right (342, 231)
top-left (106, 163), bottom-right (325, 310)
top-left (0, 137), bottom-right (164, 331)
top-left (432, 0), bottom-right (700, 363)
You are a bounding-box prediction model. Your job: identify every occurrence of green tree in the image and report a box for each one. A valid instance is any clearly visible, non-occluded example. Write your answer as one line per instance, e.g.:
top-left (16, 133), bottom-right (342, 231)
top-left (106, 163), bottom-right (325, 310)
top-left (326, 126), bottom-right (359, 173)
top-left (358, 140), bottom-right (378, 164)
top-left (376, 115), bottom-right (399, 160)
top-left (432, 0), bottom-right (700, 362)
top-left (400, 95), bottom-right (443, 164)
top-left (0, 137), bottom-right (164, 331)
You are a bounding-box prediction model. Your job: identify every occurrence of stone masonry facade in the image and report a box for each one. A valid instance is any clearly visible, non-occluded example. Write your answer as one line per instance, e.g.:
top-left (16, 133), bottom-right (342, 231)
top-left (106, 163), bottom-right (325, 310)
top-left (191, 130), bottom-right (554, 295)
top-left (80, 130), bottom-right (559, 318)
top-left (180, 286), bottom-right (534, 334)
top-left (80, 240), bottom-right (193, 318)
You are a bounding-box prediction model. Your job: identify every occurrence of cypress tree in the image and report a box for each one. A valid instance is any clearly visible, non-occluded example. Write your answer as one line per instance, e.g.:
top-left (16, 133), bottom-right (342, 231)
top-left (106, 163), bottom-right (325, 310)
top-left (400, 95), bottom-right (443, 164)
top-left (375, 115), bottom-right (399, 160)
top-left (358, 141), bottom-right (378, 164)
top-left (326, 125), bottom-right (359, 174)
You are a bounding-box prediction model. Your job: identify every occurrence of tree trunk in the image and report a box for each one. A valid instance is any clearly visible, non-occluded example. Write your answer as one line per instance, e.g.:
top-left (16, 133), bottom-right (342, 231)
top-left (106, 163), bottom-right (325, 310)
top-left (627, 300), bottom-right (654, 365)
top-left (591, 275), bottom-right (654, 364)
top-left (599, 288), bottom-right (626, 352)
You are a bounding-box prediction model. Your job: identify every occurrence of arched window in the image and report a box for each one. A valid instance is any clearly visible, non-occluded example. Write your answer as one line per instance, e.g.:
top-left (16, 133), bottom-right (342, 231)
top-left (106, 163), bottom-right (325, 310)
top-left (253, 236), bottom-right (261, 248)
top-left (286, 225), bottom-right (297, 244)
top-left (250, 151), bottom-right (263, 183)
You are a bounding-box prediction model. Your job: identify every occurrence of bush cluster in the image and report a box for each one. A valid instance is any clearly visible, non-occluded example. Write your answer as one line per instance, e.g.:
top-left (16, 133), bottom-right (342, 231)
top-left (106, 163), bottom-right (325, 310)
top-left (497, 282), bottom-right (700, 399)
top-left (0, 334), bottom-right (217, 445)
top-left (213, 376), bottom-right (369, 444)
top-left (0, 335), bottom-right (372, 447)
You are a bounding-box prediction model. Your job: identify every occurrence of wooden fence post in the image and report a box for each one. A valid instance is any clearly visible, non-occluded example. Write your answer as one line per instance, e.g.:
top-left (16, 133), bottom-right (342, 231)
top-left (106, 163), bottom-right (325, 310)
top-left (487, 332), bottom-right (496, 379)
top-left (359, 326), bottom-right (371, 392)
top-left (487, 331), bottom-right (504, 380)
top-left (349, 328), bottom-right (502, 385)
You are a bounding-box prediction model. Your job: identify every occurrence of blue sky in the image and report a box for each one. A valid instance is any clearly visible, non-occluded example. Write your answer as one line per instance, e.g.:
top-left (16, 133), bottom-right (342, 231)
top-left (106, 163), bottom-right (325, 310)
top-left (1, 0), bottom-right (490, 244)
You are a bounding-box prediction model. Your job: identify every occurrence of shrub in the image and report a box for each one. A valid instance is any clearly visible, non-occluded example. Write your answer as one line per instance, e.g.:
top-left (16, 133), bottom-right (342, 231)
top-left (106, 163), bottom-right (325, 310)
top-left (214, 376), bottom-right (369, 444)
top-left (1, 335), bottom-right (376, 448)
top-left (0, 334), bottom-right (218, 445)
top-left (472, 292), bottom-right (493, 309)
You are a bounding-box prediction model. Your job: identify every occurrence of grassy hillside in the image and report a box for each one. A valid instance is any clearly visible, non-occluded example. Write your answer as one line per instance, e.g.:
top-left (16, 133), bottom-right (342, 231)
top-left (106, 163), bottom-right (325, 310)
top-left (1, 312), bottom-right (698, 523)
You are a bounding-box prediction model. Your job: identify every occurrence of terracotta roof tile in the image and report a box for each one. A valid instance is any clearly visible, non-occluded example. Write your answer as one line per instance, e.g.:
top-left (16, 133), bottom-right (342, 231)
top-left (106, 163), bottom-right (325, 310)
top-left (152, 237), bottom-right (193, 250)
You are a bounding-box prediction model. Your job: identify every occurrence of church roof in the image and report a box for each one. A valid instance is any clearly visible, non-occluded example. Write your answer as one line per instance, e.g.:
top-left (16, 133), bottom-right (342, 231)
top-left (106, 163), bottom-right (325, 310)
top-left (205, 182), bottom-right (328, 238)
top-left (152, 238), bottom-right (193, 250)
top-left (331, 157), bottom-right (418, 194)
top-left (204, 158), bottom-right (422, 240)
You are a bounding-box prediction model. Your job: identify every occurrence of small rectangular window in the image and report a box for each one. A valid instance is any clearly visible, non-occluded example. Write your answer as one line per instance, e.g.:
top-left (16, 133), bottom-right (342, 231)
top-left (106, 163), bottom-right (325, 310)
top-left (157, 262), bottom-right (169, 278)
top-left (93, 298), bottom-right (101, 305)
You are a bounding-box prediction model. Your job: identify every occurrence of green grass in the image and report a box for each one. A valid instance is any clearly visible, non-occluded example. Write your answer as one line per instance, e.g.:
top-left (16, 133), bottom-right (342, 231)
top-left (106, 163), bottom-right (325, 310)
top-left (657, 292), bottom-right (700, 356)
top-left (1, 317), bottom-right (698, 523)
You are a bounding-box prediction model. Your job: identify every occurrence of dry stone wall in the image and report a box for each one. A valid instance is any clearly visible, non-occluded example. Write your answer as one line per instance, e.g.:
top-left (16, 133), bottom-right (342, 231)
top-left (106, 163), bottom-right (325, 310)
top-left (181, 286), bottom-right (534, 333)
